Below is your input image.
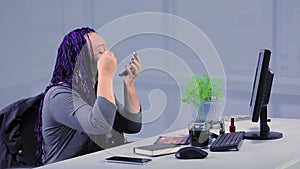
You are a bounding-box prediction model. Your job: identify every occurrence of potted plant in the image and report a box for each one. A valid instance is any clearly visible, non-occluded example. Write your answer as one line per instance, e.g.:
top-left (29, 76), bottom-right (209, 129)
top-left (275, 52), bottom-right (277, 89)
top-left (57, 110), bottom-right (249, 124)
top-left (182, 74), bottom-right (225, 123)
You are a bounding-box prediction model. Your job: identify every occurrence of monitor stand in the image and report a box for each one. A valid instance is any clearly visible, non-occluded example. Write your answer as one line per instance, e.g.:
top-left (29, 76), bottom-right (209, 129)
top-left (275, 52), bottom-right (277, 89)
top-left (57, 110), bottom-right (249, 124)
top-left (244, 131), bottom-right (283, 140)
top-left (244, 106), bottom-right (283, 140)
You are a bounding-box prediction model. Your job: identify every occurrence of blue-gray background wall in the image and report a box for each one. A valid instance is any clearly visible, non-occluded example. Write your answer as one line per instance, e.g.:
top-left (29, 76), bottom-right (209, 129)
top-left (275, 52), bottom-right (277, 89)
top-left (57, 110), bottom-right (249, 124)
top-left (1, 0), bottom-right (299, 139)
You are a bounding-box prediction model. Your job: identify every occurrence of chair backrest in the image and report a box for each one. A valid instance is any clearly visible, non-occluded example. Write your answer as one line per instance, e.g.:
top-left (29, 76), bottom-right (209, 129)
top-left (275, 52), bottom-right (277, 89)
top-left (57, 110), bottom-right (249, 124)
top-left (18, 100), bottom-right (40, 166)
top-left (0, 93), bottom-right (43, 168)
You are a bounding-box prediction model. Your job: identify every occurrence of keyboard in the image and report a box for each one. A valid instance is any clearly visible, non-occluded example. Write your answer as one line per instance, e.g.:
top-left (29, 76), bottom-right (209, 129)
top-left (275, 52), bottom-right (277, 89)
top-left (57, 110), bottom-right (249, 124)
top-left (210, 131), bottom-right (245, 151)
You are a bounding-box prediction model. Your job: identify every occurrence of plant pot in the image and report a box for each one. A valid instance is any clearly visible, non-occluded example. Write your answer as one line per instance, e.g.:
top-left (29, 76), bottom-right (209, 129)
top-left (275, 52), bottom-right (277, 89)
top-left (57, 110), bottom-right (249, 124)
top-left (196, 100), bottom-right (225, 123)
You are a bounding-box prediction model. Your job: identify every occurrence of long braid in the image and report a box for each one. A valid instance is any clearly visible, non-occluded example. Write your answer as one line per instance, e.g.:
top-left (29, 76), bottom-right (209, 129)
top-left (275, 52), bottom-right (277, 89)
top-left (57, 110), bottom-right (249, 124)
top-left (35, 27), bottom-right (96, 165)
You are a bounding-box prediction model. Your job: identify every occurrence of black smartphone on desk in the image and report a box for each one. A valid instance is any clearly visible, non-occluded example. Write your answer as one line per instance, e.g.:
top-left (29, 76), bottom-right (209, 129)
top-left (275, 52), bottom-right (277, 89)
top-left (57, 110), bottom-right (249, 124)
top-left (105, 156), bottom-right (152, 165)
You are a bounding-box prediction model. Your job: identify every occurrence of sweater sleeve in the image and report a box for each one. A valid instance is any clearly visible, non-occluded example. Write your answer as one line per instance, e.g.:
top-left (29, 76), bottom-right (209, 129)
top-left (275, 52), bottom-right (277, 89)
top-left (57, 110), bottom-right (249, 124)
top-left (115, 98), bottom-right (142, 133)
top-left (47, 87), bottom-right (117, 135)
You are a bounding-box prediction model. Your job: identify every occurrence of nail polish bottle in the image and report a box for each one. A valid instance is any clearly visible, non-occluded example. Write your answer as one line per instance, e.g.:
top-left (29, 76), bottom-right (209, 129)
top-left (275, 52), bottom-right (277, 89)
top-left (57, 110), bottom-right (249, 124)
top-left (229, 117), bottom-right (236, 132)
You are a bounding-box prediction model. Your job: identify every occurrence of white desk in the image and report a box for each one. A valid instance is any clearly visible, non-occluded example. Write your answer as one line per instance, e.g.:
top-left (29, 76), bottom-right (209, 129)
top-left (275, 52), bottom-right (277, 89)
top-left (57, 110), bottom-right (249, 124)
top-left (36, 118), bottom-right (300, 169)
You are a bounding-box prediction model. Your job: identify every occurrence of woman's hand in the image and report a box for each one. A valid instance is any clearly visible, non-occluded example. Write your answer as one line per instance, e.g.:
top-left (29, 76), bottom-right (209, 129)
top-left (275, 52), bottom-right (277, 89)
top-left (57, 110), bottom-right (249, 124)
top-left (123, 52), bottom-right (141, 113)
top-left (96, 50), bottom-right (117, 104)
top-left (123, 52), bottom-right (141, 87)
top-left (97, 50), bottom-right (118, 79)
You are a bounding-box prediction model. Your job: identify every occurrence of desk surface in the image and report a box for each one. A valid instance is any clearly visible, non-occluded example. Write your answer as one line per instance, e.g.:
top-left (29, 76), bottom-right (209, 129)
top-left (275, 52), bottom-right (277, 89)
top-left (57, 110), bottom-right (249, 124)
top-left (37, 118), bottom-right (300, 169)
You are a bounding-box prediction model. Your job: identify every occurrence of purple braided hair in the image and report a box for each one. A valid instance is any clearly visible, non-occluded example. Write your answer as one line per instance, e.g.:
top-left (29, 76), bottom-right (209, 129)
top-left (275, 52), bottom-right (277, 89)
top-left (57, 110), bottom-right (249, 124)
top-left (35, 27), bottom-right (96, 164)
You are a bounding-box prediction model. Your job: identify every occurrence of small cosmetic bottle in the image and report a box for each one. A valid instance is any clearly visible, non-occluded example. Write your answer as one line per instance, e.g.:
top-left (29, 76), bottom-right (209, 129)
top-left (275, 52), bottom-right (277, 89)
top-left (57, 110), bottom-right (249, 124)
top-left (229, 117), bottom-right (236, 132)
top-left (219, 118), bottom-right (225, 134)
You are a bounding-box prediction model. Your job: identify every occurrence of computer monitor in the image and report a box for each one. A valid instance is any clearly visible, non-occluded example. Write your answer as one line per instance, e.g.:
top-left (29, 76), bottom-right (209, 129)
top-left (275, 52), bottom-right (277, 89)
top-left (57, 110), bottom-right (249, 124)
top-left (244, 49), bottom-right (283, 140)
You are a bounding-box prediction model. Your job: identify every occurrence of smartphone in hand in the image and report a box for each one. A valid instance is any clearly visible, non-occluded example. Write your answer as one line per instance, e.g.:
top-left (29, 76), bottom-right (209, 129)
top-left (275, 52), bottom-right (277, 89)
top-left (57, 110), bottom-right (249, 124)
top-left (118, 52), bottom-right (138, 77)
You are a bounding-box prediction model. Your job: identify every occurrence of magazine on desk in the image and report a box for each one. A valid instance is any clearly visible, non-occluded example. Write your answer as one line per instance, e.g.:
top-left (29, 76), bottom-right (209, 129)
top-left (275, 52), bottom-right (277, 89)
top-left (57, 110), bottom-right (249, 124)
top-left (154, 135), bottom-right (190, 145)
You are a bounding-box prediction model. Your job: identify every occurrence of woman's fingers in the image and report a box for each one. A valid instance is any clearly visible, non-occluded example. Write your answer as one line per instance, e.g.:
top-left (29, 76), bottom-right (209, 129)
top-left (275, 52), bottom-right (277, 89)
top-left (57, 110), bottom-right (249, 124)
top-left (97, 50), bottom-right (118, 77)
top-left (125, 65), bottom-right (134, 77)
top-left (131, 59), bottom-right (141, 73)
top-left (130, 62), bottom-right (139, 76)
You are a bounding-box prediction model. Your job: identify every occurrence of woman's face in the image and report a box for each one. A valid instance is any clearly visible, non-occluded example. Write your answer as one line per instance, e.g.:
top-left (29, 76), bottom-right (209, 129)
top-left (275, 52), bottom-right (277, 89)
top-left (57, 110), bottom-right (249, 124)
top-left (85, 32), bottom-right (107, 61)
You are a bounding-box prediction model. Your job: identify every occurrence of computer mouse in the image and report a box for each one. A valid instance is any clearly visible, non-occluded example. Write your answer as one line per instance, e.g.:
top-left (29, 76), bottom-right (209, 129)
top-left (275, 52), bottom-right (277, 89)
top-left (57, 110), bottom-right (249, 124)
top-left (175, 146), bottom-right (208, 159)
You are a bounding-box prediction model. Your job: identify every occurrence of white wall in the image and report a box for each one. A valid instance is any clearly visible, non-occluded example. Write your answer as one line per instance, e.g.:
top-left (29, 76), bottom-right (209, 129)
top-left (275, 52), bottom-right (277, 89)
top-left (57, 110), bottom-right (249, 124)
top-left (0, 0), bottom-right (299, 139)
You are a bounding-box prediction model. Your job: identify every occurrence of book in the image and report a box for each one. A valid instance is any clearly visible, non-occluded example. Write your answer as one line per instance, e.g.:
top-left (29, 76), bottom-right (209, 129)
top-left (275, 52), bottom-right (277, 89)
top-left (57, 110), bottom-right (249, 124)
top-left (133, 144), bottom-right (181, 157)
top-left (154, 135), bottom-right (190, 145)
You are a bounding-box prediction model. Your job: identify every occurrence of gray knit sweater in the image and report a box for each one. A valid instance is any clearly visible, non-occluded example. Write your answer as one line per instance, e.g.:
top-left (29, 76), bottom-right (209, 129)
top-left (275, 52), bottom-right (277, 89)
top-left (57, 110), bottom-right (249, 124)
top-left (42, 86), bottom-right (142, 164)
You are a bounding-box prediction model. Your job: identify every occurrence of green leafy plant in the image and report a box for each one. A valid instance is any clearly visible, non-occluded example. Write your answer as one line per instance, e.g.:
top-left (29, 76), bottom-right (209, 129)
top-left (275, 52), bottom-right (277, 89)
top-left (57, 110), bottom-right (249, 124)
top-left (182, 74), bottom-right (225, 115)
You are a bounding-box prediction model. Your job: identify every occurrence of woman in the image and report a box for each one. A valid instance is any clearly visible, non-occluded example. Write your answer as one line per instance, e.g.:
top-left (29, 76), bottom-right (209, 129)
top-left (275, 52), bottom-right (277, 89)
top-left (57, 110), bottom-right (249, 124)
top-left (35, 27), bottom-right (142, 165)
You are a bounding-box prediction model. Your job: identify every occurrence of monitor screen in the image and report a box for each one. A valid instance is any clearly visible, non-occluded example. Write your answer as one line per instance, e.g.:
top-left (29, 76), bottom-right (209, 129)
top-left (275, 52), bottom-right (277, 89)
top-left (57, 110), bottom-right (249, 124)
top-left (249, 49), bottom-right (271, 122)
top-left (244, 49), bottom-right (283, 140)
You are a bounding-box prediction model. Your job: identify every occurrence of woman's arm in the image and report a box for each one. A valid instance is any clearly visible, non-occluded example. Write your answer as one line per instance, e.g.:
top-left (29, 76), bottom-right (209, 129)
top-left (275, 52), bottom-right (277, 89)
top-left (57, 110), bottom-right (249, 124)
top-left (124, 83), bottom-right (140, 114)
top-left (123, 52), bottom-right (141, 113)
top-left (114, 52), bottom-right (142, 133)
